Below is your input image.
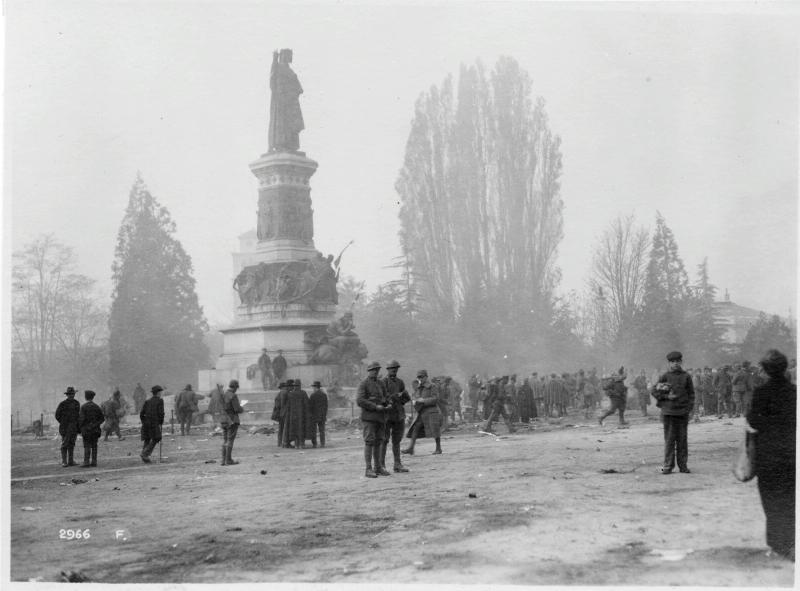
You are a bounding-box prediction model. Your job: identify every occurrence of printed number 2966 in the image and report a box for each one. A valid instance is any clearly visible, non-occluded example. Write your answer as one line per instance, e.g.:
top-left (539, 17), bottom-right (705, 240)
top-left (59, 529), bottom-right (90, 540)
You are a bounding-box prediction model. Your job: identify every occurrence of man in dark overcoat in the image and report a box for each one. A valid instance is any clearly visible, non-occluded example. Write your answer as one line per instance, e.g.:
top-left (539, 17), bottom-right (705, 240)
top-left (285, 379), bottom-right (311, 449)
top-left (55, 386), bottom-right (81, 467)
top-left (140, 385), bottom-right (165, 463)
top-left (78, 390), bottom-right (104, 467)
top-left (652, 351), bottom-right (695, 474)
top-left (403, 369), bottom-right (445, 455)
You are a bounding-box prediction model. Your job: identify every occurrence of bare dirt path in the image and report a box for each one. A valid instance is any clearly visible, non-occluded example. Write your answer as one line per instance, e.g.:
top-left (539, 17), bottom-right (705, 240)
top-left (9, 413), bottom-right (794, 586)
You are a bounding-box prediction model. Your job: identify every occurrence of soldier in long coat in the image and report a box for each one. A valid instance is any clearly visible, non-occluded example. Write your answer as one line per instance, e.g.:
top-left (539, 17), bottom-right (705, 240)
top-left (402, 369), bottom-right (443, 455)
top-left (78, 390), bottom-right (104, 467)
top-left (55, 386), bottom-right (81, 467)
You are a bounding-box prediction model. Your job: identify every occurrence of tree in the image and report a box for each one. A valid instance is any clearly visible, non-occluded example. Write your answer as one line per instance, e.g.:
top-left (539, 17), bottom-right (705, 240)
top-left (635, 212), bottom-right (691, 364)
top-left (740, 313), bottom-right (796, 363)
top-left (109, 175), bottom-right (209, 393)
top-left (12, 234), bottom-right (108, 411)
top-left (588, 214), bottom-right (649, 353)
top-left (683, 258), bottom-right (726, 366)
top-left (396, 56), bottom-right (563, 328)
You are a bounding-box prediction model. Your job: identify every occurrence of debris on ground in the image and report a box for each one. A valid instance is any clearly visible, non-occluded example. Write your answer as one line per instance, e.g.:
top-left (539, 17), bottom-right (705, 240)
top-left (248, 426), bottom-right (275, 435)
top-left (204, 460), bottom-right (217, 464)
top-left (468, 493), bottom-right (477, 498)
top-left (60, 570), bottom-right (90, 582)
top-left (260, 470), bottom-right (268, 475)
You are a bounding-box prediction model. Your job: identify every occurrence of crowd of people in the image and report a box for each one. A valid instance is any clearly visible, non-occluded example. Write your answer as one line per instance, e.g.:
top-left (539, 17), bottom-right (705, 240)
top-left (50, 347), bottom-right (795, 559)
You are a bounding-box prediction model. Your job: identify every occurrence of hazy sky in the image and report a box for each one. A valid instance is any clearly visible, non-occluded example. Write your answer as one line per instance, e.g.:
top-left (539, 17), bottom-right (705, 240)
top-left (6, 1), bottom-right (798, 326)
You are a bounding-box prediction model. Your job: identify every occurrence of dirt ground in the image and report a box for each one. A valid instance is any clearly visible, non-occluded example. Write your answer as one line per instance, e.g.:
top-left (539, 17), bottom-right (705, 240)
top-left (8, 410), bottom-right (795, 586)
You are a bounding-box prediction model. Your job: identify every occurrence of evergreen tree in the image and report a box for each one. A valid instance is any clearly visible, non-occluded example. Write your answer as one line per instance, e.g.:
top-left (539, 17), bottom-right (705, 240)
top-left (684, 258), bottom-right (725, 366)
top-left (635, 212), bottom-right (691, 364)
top-left (109, 175), bottom-right (209, 393)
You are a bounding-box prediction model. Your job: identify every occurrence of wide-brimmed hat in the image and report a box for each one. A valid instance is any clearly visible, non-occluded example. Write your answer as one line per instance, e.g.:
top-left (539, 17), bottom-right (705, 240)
top-left (385, 360), bottom-right (401, 369)
top-left (312, 381), bottom-right (322, 387)
top-left (151, 385), bottom-right (164, 394)
top-left (286, 379), bottom-right (295, 386)
top-left (417, 369), bottom-right (428, 378)
top-left (366, 361), bottom-right (381, 371)
top-left (64, 387), bottom-right (77, 396)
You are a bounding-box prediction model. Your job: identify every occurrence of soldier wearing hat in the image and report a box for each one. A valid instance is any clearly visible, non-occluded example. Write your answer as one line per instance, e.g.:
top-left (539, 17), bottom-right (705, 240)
top-left (78, 390), bottom-right (104, 467)
top-left (175, 384), bottom-right (204, 436)
top-left (382, 360), bottom-right (411, 472)
top-left (55, 386), bottom-right (81, 467)
top-left (651, 351), bottom-right (695, 474)
top-left (308, 380), bottom-right (328, 448)
top-left (714, 364), bottom-right (733, 418)
top-left (599, 367), bottom-right (629, 427)
top-left (139, 385), bottom-right (165, 463)
top-left (357, 361), bottom-right (390, 477)
top-left (403, 369), bottom-right (445, 455)
top-left (220, 379), bottom-right (244, 465)
top-left (483, 375), bottom-right (517, 434)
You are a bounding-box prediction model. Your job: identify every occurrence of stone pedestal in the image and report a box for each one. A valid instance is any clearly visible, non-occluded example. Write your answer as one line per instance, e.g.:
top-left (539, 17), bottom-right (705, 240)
top-left (201, 151), bottom-right (339, 394)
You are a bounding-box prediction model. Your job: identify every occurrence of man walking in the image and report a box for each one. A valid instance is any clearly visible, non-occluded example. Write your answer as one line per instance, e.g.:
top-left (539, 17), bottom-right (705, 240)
top-left (78, 390), bottom-right (104, 467)
top-left (652, 351), bottom-right (694, 474)
top-left (140, 385), bottom-right (165, 463)
top-left (308, 381), bottom-right (328, 448)
top-left (382, 360), bottom-right (411, 472)
top-left (221, 379), bottom-right (244, 465)
top-left (403, 369), bottom-right (444, 455)
top-left (483, 375), bottom-right (516, 434)
top-left (357, 361), bottom-right (389, 478)
top-left (175, 384), bottom-right (203, 436)
top-left (102, 389), bottom-right (127, 441)
top-left (599, 369), bottom-right (629, 426)
top-left (55, 386), bottom-right (81, 467)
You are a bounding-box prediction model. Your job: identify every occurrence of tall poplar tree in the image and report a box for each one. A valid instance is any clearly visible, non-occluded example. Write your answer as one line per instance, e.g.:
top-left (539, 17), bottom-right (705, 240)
top-left (109, 175), bottom-right (209, 393)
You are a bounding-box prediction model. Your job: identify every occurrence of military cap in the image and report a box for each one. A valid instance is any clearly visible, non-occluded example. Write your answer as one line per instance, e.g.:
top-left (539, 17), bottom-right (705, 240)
top-left (385, 360), bottom-right (401, 369)
top-left (64, 386), bottom-right (77, 396)
top-left (185, 384), bottom-right (193, 390)
top-left (366, 361), bottom-right (381, 371)
top-left (417, 369), bottom-right (428, 378)
top-left (312, 381), bottom-right (322, 387)
top-left (228, 379), bottom-right (239, 389)
top-left (151, 385), bottom-right (164, 394)
top-left (666, 351), bottom-right (683, 362)
top-left (286, 379), bottom-right (295, 386)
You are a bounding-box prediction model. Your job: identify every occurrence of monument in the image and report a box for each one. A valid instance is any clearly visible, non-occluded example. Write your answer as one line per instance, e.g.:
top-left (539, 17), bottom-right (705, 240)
top-left (199, 49), bottom-right (367, 397)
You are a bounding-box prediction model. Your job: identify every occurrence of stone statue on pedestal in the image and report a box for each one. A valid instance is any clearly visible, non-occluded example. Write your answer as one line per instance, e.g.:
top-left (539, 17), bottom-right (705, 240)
top-left (268, 49), bottom-right (304, 153)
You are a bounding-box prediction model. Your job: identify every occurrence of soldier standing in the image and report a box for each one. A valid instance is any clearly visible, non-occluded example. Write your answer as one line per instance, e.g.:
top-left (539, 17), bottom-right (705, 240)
top-left (382, 360), bottom-right (411, 473)
top-left (55, 386), bottom-right (80, 467)
top-left (633, 370), bottom-right (649, 416)
top-left (467, 375), bottom-right (481, 421)
top-left (220, 379), bottom-right (244, 465)
top-left (132, 382), bottom-right (146, 415)
top-left (517, 377), bottom-right (535, 423)
top-left (357, 361), bottom-right (390, 478)
top-left (308, 381), bottom-right (328, 448)
top-left (701, 367), bottom-right (715, 416)
top-left (139, 385), bottom-right (165, 463)
top-left (258, 348), bottom-right (272, 390)
top-left (714, 365), bottom-right (733, 418)
top-left (652, 351), bottom-right (694, 474)
top-left (175, 384), bottom-right (203, 436)
top-left (403, 369), bottom-right (444, 455)
top-left (78, 390), bottom-right (104, 467)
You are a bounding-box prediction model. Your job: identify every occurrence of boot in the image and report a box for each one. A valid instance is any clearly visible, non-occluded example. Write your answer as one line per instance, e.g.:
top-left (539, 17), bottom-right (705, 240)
top-left (392, 443), bottom-right (408, 472)
top-left (81, 448), bottom-right (91, 467)
top-left (61, 449), bottom-right (68, 467)
top-left (226, 446), bottom-right (239, 465)
top-left (91, 446), bottom-right (97, 467)
top-left (320, 432), bottom-right (325, 448)
top-left (364, 445), bottom-right (377, 478)
top-left (432, 437), bottom-right (442, 454)
top-left (221, 445), bottom-right (228, 466)
top-left (374, 445), bottom-right (390, 476)
top-left (67, 449), bottom-right (76, 466)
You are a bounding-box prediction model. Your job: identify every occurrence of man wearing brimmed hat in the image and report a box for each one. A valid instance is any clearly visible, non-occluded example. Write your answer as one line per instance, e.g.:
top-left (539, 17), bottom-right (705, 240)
top-left (382, 360), bottom-right (411, 472)
top-left (308, 381), bottom-right (328, 448)
top-left (139, 385), bottom-right (165, 463)
top-left (55, 386), bottom-right (81, 467)
top-left (284, 378), bottom-right (310, 450)
top-left (402, 369), bottom-right (444, 455)
top-left (357, 361), bottom-right (390, 477)
top-left (651, 351), bottom-right (695, 474)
